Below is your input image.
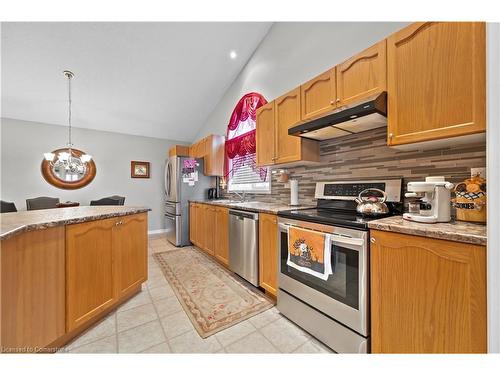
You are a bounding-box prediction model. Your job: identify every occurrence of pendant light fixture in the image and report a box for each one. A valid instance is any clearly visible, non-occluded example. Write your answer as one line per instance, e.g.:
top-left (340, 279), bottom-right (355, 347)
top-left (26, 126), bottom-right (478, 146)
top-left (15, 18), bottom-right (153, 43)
top-left (43, 70), bottom-right (92, 173)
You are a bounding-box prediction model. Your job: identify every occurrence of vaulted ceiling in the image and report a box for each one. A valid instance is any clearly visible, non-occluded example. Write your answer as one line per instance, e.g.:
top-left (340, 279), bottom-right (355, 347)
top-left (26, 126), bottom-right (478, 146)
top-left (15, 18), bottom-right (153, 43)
top-left (1, 22), bottom-right (272, 142)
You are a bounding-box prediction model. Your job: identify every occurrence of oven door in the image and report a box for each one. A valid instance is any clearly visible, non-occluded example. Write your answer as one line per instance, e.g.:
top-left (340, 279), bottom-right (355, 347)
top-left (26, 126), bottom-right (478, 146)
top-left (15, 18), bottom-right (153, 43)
top-left (278, 217), bottom-right (369, 336)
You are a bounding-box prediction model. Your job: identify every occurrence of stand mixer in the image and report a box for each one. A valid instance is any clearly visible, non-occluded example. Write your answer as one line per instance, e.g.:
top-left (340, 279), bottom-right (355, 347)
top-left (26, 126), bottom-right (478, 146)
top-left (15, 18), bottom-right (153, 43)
top-left (403, 176), bottom-right (454, 223)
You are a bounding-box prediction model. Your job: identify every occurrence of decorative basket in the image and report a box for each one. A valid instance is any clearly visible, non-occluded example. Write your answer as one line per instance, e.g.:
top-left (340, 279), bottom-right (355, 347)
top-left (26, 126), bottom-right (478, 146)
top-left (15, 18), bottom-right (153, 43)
top-left (452, 174), bottom-right (486, 223)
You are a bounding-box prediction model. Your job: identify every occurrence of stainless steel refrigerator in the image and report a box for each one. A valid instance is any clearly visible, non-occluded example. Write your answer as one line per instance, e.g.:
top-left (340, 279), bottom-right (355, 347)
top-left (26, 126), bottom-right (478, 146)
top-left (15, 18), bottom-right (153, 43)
top-left (164, 156), bottom-right (213, 246)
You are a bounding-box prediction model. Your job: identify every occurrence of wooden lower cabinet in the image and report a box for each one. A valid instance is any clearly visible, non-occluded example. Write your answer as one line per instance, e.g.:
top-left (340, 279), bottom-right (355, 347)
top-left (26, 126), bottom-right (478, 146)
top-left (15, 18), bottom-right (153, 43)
top-left (66, 213), bottom-right (148, 331)
top-left (189, 202), bottom-right (197, 245)
top-left (370, 230), bottom-right (486, 353)
top-left (258, 213), bottom-right (278, 297)
top-left (1, 227), bottom-right (65, 351)
top-left (195, 203), bottom-right (206, 248)
top-left (190, 203), bottom-right (229, 265)
top-left (214, 207), bottom-right (229, 266)
top-left (204, 205), bottom-right (216, 256)
top-left (66, 217), bottom-right (116, 331)
top-left (114, 214), bottom-right (148, 298)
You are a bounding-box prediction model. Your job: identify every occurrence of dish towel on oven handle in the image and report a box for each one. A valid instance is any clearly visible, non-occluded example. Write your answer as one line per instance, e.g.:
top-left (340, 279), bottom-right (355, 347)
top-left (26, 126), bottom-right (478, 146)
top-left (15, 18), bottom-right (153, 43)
top-left (287, 226), bottom-right (333, 281)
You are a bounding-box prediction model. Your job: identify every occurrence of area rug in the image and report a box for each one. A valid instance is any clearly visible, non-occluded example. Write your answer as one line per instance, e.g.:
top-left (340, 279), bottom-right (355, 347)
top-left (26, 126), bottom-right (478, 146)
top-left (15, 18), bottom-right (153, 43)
top-left (153, 247), bottom-right (273, 338)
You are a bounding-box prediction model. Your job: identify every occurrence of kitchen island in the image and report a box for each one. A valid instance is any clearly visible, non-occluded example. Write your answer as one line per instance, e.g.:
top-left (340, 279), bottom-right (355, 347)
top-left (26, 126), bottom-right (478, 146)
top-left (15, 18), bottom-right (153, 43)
top-left (0, 206), bottom-right (150, 353)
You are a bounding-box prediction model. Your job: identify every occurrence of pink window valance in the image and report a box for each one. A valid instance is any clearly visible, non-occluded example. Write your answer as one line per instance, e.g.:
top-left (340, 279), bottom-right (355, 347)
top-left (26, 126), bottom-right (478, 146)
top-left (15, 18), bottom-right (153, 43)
top-left (224, 92), bottom-right (268, 180)
top-left (227, 92), bottom-right (267, 132)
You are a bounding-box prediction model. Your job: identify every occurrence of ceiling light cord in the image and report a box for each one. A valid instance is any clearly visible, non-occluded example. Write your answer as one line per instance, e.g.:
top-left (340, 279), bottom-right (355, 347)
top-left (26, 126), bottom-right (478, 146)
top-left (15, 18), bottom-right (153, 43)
top-left (64, 70), bottom-right (74, 154)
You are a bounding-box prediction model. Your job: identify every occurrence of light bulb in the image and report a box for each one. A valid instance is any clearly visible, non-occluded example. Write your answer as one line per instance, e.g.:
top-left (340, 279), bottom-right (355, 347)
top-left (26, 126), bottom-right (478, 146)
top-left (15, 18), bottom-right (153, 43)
top-left (58, 152), bottom-right (70, 161)
top-left (80, 154), bottom-right (92, 163)
top-left (44, 152), bottom-right (55, 161)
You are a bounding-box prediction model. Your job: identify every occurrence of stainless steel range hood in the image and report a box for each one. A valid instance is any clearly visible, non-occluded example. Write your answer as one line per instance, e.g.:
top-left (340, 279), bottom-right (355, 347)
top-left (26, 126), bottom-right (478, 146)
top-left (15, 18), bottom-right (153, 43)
top-left (288, 92), bottom-right (387, 141)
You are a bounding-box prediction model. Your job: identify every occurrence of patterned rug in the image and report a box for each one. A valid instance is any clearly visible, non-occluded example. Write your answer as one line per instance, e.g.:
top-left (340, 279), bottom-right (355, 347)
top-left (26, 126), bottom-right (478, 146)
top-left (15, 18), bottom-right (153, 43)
top-left (153, 247), bottom-right (273, 338)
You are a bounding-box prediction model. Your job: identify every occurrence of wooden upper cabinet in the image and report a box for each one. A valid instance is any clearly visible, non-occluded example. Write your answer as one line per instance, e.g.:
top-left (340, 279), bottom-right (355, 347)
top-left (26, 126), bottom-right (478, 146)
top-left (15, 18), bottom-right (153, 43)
top-left (189, 135), bottom-right (225, 176)
top-left (259, 213), bottom-right (278, 297)
top-left (274, 88), bottom-right (319, 165)
top-left (189, 138), bottom-right (207, 159)
top-left (169, 145), bottom-right (190, 157)
top-left (337, 40), bottom-right (386, 107)
top-left (387, 22), bottom-right (486, 146)
top-left (256, 101), bottom-right (276, 166)
top-left (214, 207), bottom-right (229, 266)
top-left (300, 68), bottom-right (337, 121)
top-left (370, 230), bottom-right (486, 353)
top-left (204, 135), bottom-right (225, 176)
top-left (114, 213), bottom-right (148, 299)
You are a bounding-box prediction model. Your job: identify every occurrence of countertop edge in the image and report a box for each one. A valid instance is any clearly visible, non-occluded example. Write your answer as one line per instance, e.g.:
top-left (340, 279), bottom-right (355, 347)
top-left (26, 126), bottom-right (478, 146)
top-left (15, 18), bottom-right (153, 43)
top-left (1, 207), bottom-right (151, 241)
top-left (189, 199), bottom-right (312, 215)
top-left (368, 216), bottom-right (487, 246)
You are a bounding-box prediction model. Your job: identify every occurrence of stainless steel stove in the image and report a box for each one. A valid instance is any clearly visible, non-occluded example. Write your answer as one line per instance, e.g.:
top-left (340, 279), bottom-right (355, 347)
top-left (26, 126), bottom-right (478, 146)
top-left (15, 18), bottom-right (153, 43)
top-left (276, 179), bottom-right (402, 353)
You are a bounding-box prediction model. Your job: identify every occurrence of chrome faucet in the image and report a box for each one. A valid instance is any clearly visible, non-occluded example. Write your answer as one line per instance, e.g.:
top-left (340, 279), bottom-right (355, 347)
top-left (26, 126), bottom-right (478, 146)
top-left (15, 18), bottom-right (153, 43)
top-left (233, 192), bottom-right (247, 202)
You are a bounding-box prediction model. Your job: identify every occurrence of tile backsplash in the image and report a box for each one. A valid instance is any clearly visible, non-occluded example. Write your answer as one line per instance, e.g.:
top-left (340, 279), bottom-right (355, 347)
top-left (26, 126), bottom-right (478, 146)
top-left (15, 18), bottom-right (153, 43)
top-left (223, 127), bottom-right (486, 209)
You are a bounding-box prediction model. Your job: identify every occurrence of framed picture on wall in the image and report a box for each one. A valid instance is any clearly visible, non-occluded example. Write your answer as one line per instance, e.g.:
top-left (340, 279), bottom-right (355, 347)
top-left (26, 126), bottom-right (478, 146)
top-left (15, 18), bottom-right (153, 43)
top-left (131, 161), bottom-right (150, 178)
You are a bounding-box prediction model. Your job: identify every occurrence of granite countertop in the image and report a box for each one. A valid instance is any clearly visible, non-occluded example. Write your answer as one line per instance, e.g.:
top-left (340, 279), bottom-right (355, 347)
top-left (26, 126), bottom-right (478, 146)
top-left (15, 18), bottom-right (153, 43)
top-left (0, 206), bottom-right (151, 241)
top-left (368, 216), bottom-right (487, 246)
top-left (190, 199), bottom-right (313, 214)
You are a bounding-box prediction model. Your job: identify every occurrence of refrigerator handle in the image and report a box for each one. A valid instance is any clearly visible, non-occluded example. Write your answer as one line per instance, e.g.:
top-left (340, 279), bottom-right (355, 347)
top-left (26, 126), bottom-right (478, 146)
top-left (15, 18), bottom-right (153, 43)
top-left (165, 161), bottom-right (171, 196)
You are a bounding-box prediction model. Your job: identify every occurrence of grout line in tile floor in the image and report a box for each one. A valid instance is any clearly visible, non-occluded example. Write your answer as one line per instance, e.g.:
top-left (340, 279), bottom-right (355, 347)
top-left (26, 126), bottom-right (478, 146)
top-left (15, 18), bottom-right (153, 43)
top-left (114, 311), bottom-right (119, 353)
top-left (145, 285), bottom-right (172, 353)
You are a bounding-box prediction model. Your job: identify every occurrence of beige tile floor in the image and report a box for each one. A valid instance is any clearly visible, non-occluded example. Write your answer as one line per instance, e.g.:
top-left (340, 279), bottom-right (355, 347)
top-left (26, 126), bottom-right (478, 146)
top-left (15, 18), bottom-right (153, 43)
top-left (59, 234), bottom-right (332, 354)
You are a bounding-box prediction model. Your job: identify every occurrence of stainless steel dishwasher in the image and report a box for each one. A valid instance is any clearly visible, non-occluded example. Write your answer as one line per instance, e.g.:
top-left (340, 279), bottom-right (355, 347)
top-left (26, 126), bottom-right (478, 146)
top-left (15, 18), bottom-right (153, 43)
top-left (228, 209), bottom-right (259, 286)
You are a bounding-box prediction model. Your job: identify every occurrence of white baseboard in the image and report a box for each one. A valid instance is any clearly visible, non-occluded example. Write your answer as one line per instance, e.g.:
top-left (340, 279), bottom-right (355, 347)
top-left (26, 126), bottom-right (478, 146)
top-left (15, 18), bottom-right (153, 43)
top-left (148, 229), bottom-right (167, 235)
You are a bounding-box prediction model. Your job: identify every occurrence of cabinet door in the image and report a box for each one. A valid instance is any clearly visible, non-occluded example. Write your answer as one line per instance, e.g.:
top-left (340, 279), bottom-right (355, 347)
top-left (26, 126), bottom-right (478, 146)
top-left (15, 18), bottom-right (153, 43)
top-left (1, 227), bottom-right (65, 350)
top-left (258, 213), bottom-right (278, 297)
top-left (275, 87), bottom-right (302, 164)
top-left (195, 204), bottom-right (206, 249)
top-left (337, 40), bottom-right (386, 106)
top-left (189, 203), bottom-right (196, 245)
top-left (256, 101), bottom-right (276, 166)
top-left (370, 230), bottom-right (486, 353)
top-left (300, 68), bottom-right (337, 120)
top-left (214, 207), bottom-right (229, 266)
top-left (204, 135), bottom-right (225, 176)
top-left (66, 218), bottom-right (117, 331)
top-left (387, 22), bottom-right (485, 146)
top-left (204, 205), bottom-right (216, 256)
top-left (114, 213), bottom-right (148, 299)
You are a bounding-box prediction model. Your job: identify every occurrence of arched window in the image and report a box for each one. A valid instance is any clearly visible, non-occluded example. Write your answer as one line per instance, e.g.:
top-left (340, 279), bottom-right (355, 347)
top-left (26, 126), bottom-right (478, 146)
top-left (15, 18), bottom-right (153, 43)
top-left (225, 92), bottom-right (270, 193)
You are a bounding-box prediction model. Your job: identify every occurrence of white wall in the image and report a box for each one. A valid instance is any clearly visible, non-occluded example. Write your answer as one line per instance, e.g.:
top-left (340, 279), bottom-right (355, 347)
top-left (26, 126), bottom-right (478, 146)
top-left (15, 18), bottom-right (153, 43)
top-left (487, 22), bottom-right (500, 353)
top-left (1, 118), bottom-right (186, 231)
top-left (196, 22), bottom-right (409, 138)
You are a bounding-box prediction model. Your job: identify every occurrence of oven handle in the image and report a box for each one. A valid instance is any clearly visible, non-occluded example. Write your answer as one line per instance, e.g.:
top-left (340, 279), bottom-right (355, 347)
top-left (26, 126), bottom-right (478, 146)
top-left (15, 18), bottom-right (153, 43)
top-left (278, 223), bottom-right (365, 249)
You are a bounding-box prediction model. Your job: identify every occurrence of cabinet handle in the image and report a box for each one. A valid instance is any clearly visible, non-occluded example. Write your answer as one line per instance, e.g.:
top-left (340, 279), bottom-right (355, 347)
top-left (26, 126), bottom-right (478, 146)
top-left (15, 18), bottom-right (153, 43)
top-left (389, 133), bottom-right (393, 139)
top-left (330, 100), bottom-right (334, 105)
top-left (336, 98), bottom-right (341, 103)
top-left (370, 237), bottom-right (376, 243)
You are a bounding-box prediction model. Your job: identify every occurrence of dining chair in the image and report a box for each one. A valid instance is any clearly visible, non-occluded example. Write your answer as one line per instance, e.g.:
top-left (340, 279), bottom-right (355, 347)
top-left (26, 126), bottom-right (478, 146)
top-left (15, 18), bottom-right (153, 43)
top-left (90, 195), bottom-right (125, 206)
top-left (26, 196), bottom-right (60, 211)
top-left (1, 200), bottom-right (18, 213)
